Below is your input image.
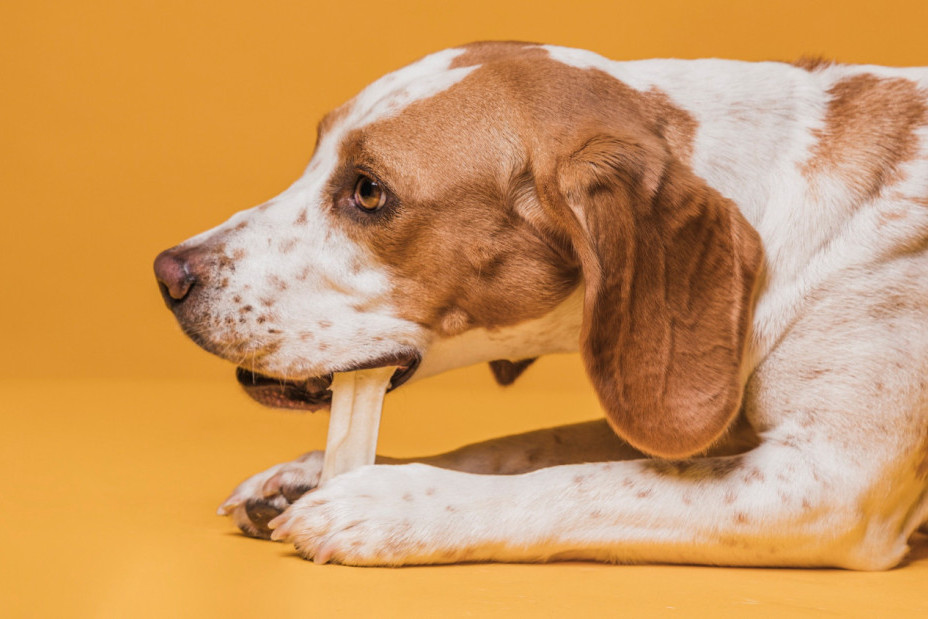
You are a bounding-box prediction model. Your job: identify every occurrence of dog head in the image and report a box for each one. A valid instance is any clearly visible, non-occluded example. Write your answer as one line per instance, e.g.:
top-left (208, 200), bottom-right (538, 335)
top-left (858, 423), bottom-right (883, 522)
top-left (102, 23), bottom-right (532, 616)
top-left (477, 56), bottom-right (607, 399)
top-left (155, 42), bottom-right (762, 458)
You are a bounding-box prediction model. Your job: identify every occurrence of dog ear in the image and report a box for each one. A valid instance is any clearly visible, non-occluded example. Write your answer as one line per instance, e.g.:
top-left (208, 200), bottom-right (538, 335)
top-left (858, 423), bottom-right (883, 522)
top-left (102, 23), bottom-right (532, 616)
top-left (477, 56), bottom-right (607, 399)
top-left (545, 131), bottom-right (763, 458)
top-left (488, 358), bottom-right (537, 386)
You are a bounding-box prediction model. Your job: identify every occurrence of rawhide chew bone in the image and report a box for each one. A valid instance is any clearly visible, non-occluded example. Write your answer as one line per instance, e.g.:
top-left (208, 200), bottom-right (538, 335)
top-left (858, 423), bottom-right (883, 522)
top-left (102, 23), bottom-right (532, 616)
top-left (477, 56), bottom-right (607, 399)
top-left (319, 366), bottom-right (396, 484)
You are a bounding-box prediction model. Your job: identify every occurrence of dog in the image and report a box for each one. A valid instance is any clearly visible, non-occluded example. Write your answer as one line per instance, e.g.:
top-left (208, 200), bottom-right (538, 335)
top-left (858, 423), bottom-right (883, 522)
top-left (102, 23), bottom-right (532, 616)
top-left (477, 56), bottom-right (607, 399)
top-left (154, 41), bottom-right (928, 569)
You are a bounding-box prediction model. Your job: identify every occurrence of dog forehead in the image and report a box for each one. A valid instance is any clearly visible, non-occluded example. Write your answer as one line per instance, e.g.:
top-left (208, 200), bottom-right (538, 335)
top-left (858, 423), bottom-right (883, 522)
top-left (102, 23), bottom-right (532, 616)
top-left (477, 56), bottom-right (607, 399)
top-left (324, 48), bottom-right (479, 140)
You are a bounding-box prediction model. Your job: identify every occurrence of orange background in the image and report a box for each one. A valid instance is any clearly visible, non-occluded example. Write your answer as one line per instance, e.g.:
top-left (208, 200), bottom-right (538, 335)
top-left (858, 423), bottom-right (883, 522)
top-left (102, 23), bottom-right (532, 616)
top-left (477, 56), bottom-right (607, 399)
top-left (5, 0), bottom-right (928, 382)
top-left (2, 0), bottom-right (927, 616)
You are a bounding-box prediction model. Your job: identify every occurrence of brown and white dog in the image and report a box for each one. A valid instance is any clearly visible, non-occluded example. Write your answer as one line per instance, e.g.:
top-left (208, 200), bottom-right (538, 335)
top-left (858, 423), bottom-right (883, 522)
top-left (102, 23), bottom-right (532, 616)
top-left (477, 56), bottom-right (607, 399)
top-left (154, 42), bottom-right (928, 569)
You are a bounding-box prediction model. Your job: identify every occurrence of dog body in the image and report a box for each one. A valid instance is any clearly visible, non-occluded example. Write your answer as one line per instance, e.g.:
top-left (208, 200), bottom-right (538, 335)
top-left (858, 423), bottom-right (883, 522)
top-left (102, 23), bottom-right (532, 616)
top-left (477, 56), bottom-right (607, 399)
top-left (155, 42), bottom-right (928, 568)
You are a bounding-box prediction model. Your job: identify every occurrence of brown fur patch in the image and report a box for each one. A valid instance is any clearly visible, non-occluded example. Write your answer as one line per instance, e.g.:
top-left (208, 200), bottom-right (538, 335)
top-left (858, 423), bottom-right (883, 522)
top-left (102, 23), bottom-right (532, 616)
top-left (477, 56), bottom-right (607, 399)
top-left (803, 74), bottom-right (928, 201)
top-left (326, 43), bottom-right (701, 339)
top-left (792, 56), bottom-right (836, 72)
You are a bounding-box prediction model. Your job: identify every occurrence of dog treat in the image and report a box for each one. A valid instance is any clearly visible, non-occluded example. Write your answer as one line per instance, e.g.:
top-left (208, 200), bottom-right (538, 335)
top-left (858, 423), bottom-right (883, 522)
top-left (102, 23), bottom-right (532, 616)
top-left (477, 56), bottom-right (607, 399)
top-left (319, 366), bottom-right (396, 484)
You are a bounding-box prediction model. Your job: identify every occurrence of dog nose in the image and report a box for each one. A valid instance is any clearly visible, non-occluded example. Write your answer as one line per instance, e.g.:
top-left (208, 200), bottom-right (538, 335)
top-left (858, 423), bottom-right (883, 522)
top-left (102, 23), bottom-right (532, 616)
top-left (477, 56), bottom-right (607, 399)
top-left (154, 248), bottom-right (197, 306)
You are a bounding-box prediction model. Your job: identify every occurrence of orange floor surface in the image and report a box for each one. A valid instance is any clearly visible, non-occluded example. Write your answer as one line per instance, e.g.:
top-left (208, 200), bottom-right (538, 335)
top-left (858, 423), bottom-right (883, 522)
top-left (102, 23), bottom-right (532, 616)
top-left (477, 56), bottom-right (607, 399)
top-left (2, 369), bottom-right (926, 618)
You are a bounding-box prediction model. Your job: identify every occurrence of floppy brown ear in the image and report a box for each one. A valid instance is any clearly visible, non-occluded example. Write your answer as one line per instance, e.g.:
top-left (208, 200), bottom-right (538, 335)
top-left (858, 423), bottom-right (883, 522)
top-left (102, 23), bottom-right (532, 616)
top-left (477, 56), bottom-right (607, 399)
top-left (547, 132), bottom-right (763, 458)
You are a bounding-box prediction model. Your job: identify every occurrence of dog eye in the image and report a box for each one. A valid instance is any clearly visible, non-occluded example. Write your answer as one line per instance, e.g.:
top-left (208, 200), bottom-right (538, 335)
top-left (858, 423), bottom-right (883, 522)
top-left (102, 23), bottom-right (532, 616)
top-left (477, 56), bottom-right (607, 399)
top-left (353, 175), bottom-right (387, 212)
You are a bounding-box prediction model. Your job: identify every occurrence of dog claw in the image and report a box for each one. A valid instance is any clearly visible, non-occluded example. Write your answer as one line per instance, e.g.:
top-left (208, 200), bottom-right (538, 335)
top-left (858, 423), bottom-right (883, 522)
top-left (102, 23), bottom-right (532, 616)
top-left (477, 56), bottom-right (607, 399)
top-left (268, 515), bottom-right (291, 541)
top-left (314, 541), bottom-right (336, 565)
top-left (217, 496), bottom-right (242, 515)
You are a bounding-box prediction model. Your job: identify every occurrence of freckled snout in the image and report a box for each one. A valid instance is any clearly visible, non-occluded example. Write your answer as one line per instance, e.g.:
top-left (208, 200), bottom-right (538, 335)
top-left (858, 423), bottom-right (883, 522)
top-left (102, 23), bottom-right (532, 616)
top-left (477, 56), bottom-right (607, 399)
top-left (154, 246), bottom-right (204, 308)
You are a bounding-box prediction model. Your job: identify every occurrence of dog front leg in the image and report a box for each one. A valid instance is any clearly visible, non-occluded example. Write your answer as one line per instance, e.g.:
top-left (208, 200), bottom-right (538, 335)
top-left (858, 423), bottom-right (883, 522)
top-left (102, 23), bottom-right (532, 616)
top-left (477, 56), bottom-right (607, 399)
top-left (269, 432), bottom-right (919, 569)
top-left (221, 417), bottom-right (758, 538)
top-left (218, 421), bottom-right (635, 536)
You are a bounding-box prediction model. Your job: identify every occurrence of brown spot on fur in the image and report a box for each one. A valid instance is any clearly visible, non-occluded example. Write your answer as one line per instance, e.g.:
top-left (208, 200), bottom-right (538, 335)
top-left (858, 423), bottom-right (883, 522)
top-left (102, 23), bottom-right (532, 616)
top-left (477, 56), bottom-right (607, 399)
top-left (240, 305), bottom-right (253, 313)
top-left (318, 320), bottom-right (333, 329)
top-left (219, 278), bottom-right (229, 289)
top-left (260, 297), bottom-right (275, 308)
top-left (801, 367), bottom-right (830, 380)
top-left (294, 209), bottom-right (308, 225)
top-left (279, 238), bottom-right (298, 253)
top-left (234, 220), bottom-right (249, 231)
top-left (232, 248), bottom-right (247, 260)
top-left (734, 512), bottom-right (749, 525)
top-left (425, 487), bottom-right (437, 496)
top-left (233, 295), bottom-right (242, 303)
top-left (269, 275), bottom-right (288, 291)
top-left (792, 56), bottom-right (836, 72)
top-left (635, 489), bottom-right (653, 499)
top-left (299, 331), bottom-right (314, 341)
top-left (803, 74), bottom-right (928, 201)
top-left (217, 255), bottom-right (234, 272)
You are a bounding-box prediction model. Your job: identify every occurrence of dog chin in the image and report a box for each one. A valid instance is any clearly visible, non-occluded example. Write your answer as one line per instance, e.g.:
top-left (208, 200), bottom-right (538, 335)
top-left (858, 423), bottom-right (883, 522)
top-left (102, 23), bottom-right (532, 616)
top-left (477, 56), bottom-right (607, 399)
top-left (234, 351), bottom-right (421, 411)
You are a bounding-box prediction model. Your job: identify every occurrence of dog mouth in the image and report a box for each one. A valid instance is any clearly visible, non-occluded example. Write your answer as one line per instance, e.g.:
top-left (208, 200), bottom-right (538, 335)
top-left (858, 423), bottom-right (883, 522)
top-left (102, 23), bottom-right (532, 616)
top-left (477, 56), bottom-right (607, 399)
top-left (235, 351), bottom-right (421, 411)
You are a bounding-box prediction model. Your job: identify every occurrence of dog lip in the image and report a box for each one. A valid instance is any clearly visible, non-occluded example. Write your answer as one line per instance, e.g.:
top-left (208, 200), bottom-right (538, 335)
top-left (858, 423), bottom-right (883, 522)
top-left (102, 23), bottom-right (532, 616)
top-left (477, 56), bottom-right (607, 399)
top-left (235, 351), bottom-right (421, 411)
top-left (235, 367), bottom-right (334, 411)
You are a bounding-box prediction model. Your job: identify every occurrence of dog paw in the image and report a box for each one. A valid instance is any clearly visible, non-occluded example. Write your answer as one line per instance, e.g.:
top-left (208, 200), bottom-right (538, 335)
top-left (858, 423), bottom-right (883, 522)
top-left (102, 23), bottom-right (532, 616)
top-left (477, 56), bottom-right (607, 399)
top-left (268, 463), bottom-right (476, 565)
top-left (217, 451), bottom-right (325, 539)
